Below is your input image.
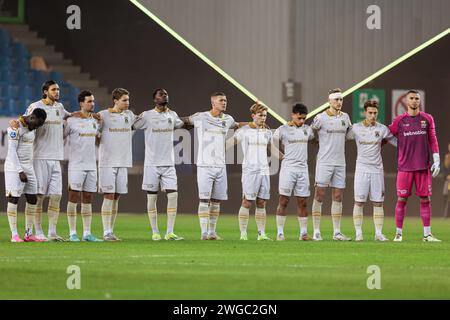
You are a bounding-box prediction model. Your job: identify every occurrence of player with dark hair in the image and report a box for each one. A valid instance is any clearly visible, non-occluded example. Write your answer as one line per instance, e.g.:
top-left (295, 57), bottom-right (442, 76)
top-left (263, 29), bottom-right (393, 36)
top-left (272, 103), bottom-right (315, 241)
top-left (133, 89), bottom-right (185, 241)
top-left (19, 80), bottom-right (72, 241)
top-left (4, 108), bottom-right (47, 242)
top-left (346, 100), bottom-right (396, 241)
top-left (97, 88), bottom-right (137, 241)
top-left (64, 90), bottom-right (102, 242)
top-left (389, 90), bottom-right (441, 242)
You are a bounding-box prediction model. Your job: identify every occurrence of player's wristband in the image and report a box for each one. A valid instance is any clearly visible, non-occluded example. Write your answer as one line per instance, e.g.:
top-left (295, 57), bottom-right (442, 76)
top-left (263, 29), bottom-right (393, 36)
top-left (433, 153), bottom-right (440, 165)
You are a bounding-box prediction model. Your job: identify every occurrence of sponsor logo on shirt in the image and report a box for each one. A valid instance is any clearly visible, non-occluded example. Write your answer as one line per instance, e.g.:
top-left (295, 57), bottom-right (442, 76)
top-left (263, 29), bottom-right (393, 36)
top-left (287, 139), bottom-right (308, 144)
top-left (56, 110), bottom-right (60, 117)
top-left (326, 129), bottom-right (347, 134)
top-left (341, 120), bottom-right (346, 126)
top-left (403, 130), bottom-right (426, 137)
top-left (359, 140), bottom-right (378, 145)
top-left (9, 131), bottom-right (17, 139)
top-left (152, 128), bottom-right (173, 133)
top-left (375, 131), bottom-right (380, 138)
top-left (79, 133), bottom-right (97, 137)
top-left (109, 128), bottom-right (131, 133)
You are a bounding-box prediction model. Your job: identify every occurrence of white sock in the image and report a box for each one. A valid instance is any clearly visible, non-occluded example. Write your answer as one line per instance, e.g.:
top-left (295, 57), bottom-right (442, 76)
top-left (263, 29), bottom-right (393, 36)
top-left (353, 204), bottom-right (363, 236)
top-left (101, 198), bottom-right (113, 236)
top-left (255, 207), bottom-right (266, 236)
top-left (208, 201), bottom-right (220, 235)
top-left (25, 202), bottom-right (35, 236)
top-left (312, 199), bottom-right (322, 234)
top-left (81, 203), bottom-right (92, 237)
top-left (373, 206), bottom-right (384, 236)
top-left (298, 217), bottom-right (308, 235)
top-left (7, 202), bottom-right (18, 237)
top-left (276, 215), bottom-right (286, 235)
top-left (424, 226), bottom-right (431, 237)
top-left (67, 201), bottom-right (78, 236)
top-left (331, 200), bottom-right (343, 234)
top-left (396, 227), bottom-right (403, 235)
top-left (111, 199), bottom-right (119, 232)
top-left (48, 194), bottom-right (61, 236)
top-left (238, 206), bottom-right (250, 234)
top-left (166, 192), bottom-right (178, 234)
top-left (198, 202), bottom-right (210, 235)
top-left (35, 195), bottom-right (44, 236)
top-left (147, 194), bottom-right (159, 234)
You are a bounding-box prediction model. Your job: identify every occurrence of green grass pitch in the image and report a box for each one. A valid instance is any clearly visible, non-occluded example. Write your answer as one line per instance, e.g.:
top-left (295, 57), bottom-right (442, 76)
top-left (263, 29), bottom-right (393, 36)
top-left (0, 213), bottom-right (449, 299)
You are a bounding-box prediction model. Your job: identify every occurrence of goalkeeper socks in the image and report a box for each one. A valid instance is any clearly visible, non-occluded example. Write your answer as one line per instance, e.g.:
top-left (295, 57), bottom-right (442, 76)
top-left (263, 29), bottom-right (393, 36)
top-left (373, 206), bottom-right (384, 236)
top-left (67, 201), bottom-right (78, 236)
top-left (395, 200), bottom-right (406, 229)
top-left (7, 202), bottom-right (18, 237)
top-left (312, 199), bottom-right (322, 234)
top-left (101, 198), bottom-right (113, 236)
top-left (166, 192), bottom-right (178, 234)
top-left (353, 204), bottom-right (363, 236)
top-left (331, 200), bottom-right (343, 234)
top-left (255, 207), bottom-right (267, 236)
top-left (147, 194), bottom-right (159, 234)
top-left (81, 203), bottom-right (92, 237)
top-left (420, 201), bottom-right (432, 236)
top-left (198, 202), bottom-right (210, 235)
top-left (238, 206), bottom-right (250, 235)
top-left (276, 215), bottom-right (286, 235)
top-left (208, 201), bottom-right (220, 234)
top-left (48, 194), bottom-right (61, 236)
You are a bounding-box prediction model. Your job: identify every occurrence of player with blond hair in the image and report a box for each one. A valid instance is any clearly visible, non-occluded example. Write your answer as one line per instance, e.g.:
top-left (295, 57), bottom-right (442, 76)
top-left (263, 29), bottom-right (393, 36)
top-left (232, 103), bottom-right (273, 241)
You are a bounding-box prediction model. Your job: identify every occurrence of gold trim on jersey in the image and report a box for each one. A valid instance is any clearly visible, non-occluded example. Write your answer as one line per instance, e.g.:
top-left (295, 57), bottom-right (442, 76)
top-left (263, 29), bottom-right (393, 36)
top-left (42, 98), bottom-right (55, 106)
top-left (325, 108), bottom-right (342, 117)
top-left (209, 110), bottom-right (224, 118)
top-left (19, 116), bottom-right (26, 126)
top-left (362, 119), bottom-right (376, 127)
top-left (154, 106), bottom-right (171, 113)
top-left (248, 122), bottom-right (268, 129)
top-left (108, 107), bottom-right (123, 113)
top-left (287, 121), bottom-right (303, 127)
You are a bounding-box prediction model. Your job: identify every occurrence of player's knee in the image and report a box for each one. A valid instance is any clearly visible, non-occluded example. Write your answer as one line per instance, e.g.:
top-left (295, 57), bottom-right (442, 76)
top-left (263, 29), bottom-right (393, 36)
top-left (113, 193), bottom-right (121, 200)
top-left (420, 197), bottom-right (430, 203)
top-left (332, 189), bottom-right (343, 202)
top-left (355, 202), bottom-right (364, 207)
top-left (8, 196), bottom-right (19, 205)
top-left (256, 198), bottom-right (266, 208)
top-left (68, 190), bottom-right (80, 203)
top-left (82, 192), bottom-right (93, 203)
top-left (397, 197), bottom-right (408, 202)
top-left (314, 188), bottom-right (325, 201)
top-left (297, 197), bottom-right (307, 208)
top-left (104, 193), bottom-right (115, 200)
top-left (210, 198), bottom-right (221, 204)
top-left (279, 196), bottom-right (289, 207)
top-left (25, 194), bottom-right (37, 205)
top-left (241, 198), bottom-right (252, 209)
top-left (372, 201), bottom-right (383, 207)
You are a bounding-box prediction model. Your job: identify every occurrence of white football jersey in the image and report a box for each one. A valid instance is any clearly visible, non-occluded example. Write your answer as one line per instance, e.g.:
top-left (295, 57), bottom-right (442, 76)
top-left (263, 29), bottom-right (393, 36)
top-left (25, 99), bottom-right (69, 160)
top-left (4, 118), bottom-right (35, 172)
top-left (234, 124), bottom-right (272, 174)
top-left (347, 121), bottom-right (395, 173)
top-left (273, 123), bottom-right (314, 170)
top-left (98, 109), bottom-right (136, 168)
top-left (64, 116), bottom-right (99, 171)
top-left (189, 111), bottom-right (236, 167)
top-left (133, 108), bottom-right (184, 166)
top-left (311, 109), bottom-right (352, 166)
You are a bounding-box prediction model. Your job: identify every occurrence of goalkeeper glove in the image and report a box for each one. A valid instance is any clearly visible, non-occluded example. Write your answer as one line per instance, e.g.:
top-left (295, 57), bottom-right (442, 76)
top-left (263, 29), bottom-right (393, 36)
top-left (431, 153), bottom-right (440, 178)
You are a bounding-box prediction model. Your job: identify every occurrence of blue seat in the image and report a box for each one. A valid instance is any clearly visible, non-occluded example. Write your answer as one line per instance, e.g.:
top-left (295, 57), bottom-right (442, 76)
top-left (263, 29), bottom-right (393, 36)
top-left (12, 42), bottom-right (30, 60)
top-left (49, 71), bottom-right (63, 82)
top-left (0, 98), bottom-right (15, 116)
